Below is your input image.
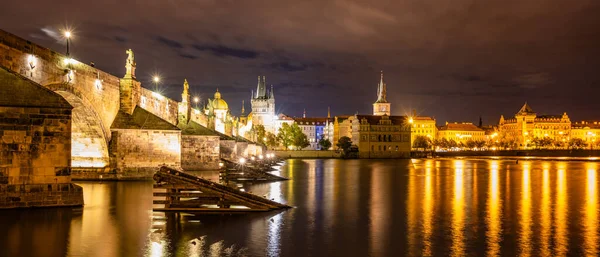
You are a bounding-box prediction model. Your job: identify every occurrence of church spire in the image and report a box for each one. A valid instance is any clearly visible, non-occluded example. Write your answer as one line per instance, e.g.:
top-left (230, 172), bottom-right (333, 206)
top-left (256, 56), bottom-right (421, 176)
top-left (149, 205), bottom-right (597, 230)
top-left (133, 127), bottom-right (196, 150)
top-left (303, 108), bottom-right (306, 118)
top-left (241, 100), bottom-right (245, 114)
top-left (255, 75), bottom-right (267, 98)
top-left (376, 70), bottom-right (387, 103)
top-left (327, 106), bottom-right (331, 118)
top-left (270, 84), bottom-right (274, 99)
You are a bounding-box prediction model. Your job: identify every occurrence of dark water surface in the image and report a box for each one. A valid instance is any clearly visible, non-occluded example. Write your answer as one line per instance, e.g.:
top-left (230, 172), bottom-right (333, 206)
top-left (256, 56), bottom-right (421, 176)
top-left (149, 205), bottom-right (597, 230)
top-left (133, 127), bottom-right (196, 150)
top-left (1, 159), bottom-right (599, 257)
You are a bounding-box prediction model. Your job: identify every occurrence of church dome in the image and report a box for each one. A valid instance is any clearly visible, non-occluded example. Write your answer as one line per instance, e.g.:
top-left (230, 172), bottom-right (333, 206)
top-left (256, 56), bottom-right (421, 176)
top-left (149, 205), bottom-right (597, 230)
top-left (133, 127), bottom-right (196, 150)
top-left (212, 89), bottom-right (228, 110)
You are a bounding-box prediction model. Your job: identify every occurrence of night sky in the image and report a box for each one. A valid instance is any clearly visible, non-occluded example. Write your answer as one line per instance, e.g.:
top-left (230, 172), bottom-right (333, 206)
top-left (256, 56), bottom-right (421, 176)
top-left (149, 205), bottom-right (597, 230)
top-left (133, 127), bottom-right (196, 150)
top-left (2, 0), bottom-right (599, 125)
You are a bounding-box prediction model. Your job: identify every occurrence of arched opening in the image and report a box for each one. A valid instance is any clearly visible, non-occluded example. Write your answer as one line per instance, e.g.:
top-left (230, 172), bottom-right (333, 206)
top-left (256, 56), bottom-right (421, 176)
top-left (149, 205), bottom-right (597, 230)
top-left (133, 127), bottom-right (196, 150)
top-left (55, 91), bottom-right (109, 168)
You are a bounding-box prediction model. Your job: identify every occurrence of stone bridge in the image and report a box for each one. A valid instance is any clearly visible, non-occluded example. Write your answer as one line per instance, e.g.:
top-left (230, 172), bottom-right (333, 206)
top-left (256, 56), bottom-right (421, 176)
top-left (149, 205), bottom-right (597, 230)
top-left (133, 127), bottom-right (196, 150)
top-left (0, 29), bottom-right (262, 179)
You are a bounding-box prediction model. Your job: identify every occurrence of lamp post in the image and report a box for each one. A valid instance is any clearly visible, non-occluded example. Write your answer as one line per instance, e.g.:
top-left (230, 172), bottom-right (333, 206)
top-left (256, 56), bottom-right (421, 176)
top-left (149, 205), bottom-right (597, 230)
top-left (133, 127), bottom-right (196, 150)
top-left (64, 30), bottom-right (72, 57)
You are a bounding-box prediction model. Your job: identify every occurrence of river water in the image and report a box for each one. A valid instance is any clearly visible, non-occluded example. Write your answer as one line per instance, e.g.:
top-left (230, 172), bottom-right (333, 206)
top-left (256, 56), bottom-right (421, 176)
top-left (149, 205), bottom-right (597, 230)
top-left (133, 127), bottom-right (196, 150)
top-left (1, 158), bottom-right (599, 257)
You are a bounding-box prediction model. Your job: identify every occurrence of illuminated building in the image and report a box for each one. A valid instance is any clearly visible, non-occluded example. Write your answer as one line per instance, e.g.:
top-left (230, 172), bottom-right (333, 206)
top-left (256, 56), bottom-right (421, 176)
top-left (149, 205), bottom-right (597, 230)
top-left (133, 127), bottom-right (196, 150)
top-left (498, 103), bottom-right (571, 148)
top-left (571, 121), bottom-right (600, 145)
top-left (293, 117), bottom-right (331, 150)
top-left (437, 122), bottom-right (486, 145)
top-left (250, 76), bottom-right (276, 132)
top-left (204, 89), bottom-right (233, 135)
top-left (407, 110), bottom-right (437, 148)
top-left (350, 115), bottom-right (411, 158)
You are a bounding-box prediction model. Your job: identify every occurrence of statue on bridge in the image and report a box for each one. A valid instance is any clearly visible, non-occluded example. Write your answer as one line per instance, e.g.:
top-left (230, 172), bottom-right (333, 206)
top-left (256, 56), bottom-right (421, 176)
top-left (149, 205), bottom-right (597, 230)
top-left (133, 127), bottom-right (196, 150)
top-left (124, 49), bottom-right (136, 79)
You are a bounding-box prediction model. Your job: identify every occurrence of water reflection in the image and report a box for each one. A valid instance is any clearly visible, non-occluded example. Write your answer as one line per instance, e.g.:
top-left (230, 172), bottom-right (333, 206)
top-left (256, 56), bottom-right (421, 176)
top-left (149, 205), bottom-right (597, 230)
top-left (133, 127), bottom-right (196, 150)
top-left (519, 162), bottom-right (532, 256)
top-left (555, 164), bottom-right (568, 256)
top-left (2, 159), bottom-right (600, 256)
top-left (584, 163), bottom-right (598, 256)
top-left (451, 160), bottom-right (465, 257)
top-left (486, 160), bottom-right (502, 257)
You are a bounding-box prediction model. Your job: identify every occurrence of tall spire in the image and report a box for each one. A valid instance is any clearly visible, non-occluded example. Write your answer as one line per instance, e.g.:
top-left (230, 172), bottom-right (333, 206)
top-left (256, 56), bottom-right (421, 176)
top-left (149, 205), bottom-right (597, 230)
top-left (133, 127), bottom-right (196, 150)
top-left (255, 75), bottom-right (267, 98)
top-left (327, 106), bottom-right (331, 118)
top-left (241, 100), bottom-right (245, 114)
top-left (303, 108), bottom-right (306, 118)
top-left (270, 84), bottom-right (274, 99)
top-left (376, 70), bottom-right (387, 103)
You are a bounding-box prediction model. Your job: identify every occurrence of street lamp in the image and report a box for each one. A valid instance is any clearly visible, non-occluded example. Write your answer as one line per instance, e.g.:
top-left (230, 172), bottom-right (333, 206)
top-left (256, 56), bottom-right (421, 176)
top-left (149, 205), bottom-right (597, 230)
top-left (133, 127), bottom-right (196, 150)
top-left (64, 30), bottom-right (72, 56)
top-left (152, 75), bottom-right (160, 91)
top-left (193, 96), bottom-right (199, 109)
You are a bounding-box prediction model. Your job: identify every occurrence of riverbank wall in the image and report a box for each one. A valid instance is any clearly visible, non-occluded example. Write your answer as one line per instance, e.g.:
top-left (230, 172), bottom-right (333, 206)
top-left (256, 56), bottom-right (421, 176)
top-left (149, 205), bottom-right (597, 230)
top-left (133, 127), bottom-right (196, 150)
top-left (274, 150), bottom-right (342, 159)
top-left (434, 149), bottom-right (600, 157)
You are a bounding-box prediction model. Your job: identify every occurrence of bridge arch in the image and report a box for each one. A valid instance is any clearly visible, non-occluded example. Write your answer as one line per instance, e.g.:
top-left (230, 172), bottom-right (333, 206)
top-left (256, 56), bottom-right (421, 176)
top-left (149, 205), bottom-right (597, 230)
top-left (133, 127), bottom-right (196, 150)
top-left (50, 86), bottom-right (110, 169)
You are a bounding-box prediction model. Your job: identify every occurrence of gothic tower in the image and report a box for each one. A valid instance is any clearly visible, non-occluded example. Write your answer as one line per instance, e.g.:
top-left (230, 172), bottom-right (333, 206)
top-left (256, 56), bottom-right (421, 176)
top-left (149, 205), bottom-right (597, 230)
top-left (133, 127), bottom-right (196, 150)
top-left (250, 76), bottom-right (276, 132)
top-left (373, 71), bottom-right (391, 116)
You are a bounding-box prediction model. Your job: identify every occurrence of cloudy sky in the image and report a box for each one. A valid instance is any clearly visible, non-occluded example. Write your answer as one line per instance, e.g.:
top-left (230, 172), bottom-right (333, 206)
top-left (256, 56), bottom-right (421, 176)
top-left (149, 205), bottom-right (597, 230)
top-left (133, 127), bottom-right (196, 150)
top-left (2, 0), bottom-right (599, 124)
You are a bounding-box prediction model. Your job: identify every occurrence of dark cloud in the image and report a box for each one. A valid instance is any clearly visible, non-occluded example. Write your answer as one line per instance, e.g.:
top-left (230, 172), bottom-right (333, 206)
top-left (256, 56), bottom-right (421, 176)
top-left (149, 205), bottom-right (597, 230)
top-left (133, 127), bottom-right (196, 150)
top-left (114, 36), bottom-right (127, 43)
top-left (192, 44), bottom-right (259, 59)
top-left (179, 53), bottom-right (198, 60)
top-left (156, 36), bottom-right (184, 49)
top-left (1, 0), bottom-right (599, 121)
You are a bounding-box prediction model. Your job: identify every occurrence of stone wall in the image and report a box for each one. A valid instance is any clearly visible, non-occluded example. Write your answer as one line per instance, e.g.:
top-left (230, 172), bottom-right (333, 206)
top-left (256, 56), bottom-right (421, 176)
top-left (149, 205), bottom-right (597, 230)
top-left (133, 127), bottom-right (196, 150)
top-left (109, 129), bottom-right (181, 178)
top-left (236, 141), bottom-right (249, 157)
top-left (274, 150), bottom-right (342, 158)
top-left (181, 135), bottom-right (220, 170)
top-left (220, 140), bottom-right (237, 159)
top-left (0, 105), bottom-right (72, 184)
top-left (0, 183), bottom-right (83, 208)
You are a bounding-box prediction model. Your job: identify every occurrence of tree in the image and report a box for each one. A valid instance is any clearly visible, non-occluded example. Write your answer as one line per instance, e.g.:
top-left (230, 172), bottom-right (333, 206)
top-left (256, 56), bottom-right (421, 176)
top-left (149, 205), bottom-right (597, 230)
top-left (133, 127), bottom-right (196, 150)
top-left (438, 138), bottom-right (450, 150)
top-left (276, 123), bottom-right (293, 149)
top-left (465, 139), bottom-right (477, 149)
top-left (337, 136), bottom-right (352, 153)
top-left (569, 138), bottom-right (586, 150)
top-left (448, 139), bottom-right (458, 149)
top-left (318, 136), bottom-right (332, 150)
top-left (253, 124), bottom-right (266, 144)
top-left (290, 123), bottom-right (310, 150)
top-left (265, 132), bottom-right (278, 149)
top-left (412, 135), bottom-right (431, 151)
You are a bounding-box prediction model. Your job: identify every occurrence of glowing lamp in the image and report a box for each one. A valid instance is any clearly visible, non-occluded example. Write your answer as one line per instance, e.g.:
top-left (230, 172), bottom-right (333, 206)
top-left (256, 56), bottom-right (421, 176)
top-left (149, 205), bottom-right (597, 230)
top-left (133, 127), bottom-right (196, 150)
top-left (259, 155), bottom-right (264, 160)
top-left (193, 96), bottom-right (199, 103)
top-left (64, 31), bottom-right (72, 38)
top-left (153, 76), bottom-right (160, 83)
top-left (251, 156), bottom-right (255, 161)
top-left (239, 158), bottom-right (246, 164)
top-left (218, 162), bottom-right (224, 167)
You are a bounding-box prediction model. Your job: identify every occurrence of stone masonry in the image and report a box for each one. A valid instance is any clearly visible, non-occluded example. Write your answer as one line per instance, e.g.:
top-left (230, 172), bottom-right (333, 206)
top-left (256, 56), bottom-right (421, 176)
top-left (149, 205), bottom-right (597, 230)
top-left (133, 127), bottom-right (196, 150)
top-left (0, 66), bottom-right (83, 208)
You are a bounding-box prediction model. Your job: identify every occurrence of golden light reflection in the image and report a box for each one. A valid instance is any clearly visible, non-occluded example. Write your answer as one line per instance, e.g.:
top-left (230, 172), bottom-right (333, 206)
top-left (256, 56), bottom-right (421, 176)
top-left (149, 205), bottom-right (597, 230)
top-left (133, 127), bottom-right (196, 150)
top-left (486, 160), bottom-right (501, 257)
top-left (422, 166), bottom-right (434, 256)
top-left (555, 164), bottom-right (568, 256)
top-left (407, 166), bottom-right (417, 255)
top-left (370, 162), bottom-right (388, 256)
top-left (451, 160), bottom-right (465, 257)
top-left (540, 164), bottom-right (551, 257)
top-left (584, 163), bottom-right (598, 256)
top-left (518, 162), bottom-right (532, 256)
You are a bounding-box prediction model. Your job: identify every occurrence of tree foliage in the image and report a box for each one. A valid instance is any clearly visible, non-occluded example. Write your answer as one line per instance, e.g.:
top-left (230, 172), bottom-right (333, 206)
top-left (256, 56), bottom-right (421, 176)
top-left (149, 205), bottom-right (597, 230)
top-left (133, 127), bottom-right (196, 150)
top-left (276, 123), bottom-right (293, 149)
top-left (569, 138), bottom-right (586, 149)
top-left (291, 123), bottom-right (310, 150)
top-left (337, 136), bottom-right (352, 153)
top-left (318, 136), bottom-right (332, 150)
top-left (265, 132), bottom-right (278, 149)
top-left (412, 135), bottom-right (432, 151)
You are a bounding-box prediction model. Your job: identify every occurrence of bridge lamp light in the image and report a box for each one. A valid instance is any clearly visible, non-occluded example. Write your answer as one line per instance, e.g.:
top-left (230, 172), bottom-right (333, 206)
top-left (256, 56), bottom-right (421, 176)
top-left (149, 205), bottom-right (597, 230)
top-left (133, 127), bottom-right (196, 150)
top-left (63, 30), bottom-right (72, 56)
top-left (153, 76), bottom-right (160, 83)
top-left (251, 156), bottom-right (255, 161)
top-left (239, 158), bottom-right (246, 164)
top-left (259, 155), bottom-right (264, 160)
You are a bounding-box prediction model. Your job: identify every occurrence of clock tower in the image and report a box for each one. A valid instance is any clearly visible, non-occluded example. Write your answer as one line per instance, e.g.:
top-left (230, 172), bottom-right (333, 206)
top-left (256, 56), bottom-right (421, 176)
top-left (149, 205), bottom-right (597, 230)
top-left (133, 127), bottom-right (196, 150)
top-left (373, 71), bottom-right (391, 116)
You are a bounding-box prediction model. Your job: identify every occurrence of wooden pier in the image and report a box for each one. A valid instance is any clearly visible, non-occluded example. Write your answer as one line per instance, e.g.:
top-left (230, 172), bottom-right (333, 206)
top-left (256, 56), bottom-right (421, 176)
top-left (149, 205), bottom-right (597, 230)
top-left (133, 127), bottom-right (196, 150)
top-left (153, 166), bottom-right (291, 213)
